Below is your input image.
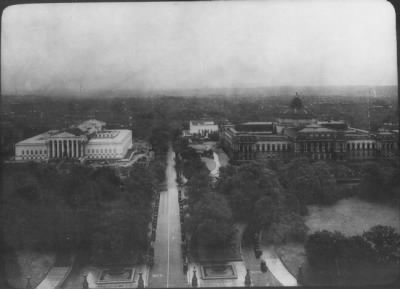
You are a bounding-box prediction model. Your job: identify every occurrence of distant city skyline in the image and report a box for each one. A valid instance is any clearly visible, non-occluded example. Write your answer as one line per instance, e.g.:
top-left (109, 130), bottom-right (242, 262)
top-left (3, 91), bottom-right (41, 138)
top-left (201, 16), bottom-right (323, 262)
top-left (1, 0), bottom-right (397, 96)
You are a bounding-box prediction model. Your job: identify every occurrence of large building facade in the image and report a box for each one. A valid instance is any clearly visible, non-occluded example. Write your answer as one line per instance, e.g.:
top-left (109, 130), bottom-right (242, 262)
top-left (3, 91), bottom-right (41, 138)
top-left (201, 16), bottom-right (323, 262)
top-left (15, 120), bottom-right (132, 162)
top-left (220, 97), bottom-right (398, 162)
top-left (189, 120), bottom-right (219, 137)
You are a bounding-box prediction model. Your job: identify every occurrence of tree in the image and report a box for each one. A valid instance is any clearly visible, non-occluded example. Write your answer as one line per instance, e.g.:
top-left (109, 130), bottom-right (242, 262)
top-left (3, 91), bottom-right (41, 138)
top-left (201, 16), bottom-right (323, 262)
top-left (216, 162), bottom-right (282, 223)
top-left (359, 162), bottom-right (386, 200)
top-left (305, 230), bottom-right (346, 268)
top-left (149, 126), bottom-right (170, 155)
top-left (254, 196), bottom-right (276, 229)
top-left (362, 225), bottom-right (400, 261)
top-left (187, 193), bottom-right (234, 247)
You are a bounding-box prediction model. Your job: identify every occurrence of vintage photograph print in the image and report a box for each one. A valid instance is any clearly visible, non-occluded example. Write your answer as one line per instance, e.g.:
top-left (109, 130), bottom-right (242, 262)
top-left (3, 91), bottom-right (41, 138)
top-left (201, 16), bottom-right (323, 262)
top-left (1, 0), bottom-right (399, 288)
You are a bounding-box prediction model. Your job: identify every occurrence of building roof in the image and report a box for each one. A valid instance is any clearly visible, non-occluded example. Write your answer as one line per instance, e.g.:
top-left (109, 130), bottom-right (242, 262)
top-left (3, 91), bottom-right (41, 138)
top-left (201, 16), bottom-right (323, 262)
top-left (88, 129), bottom-right (131, 144)
top-left (16, 132), bottom-right (49, 145)
top-left (298, 125), bottom-right (335, 133)
top-left (278, 96), bottom-right (314, 119)
top-left (235, 122), bottom-right (274, 132)
top-left (190, 120), bottom-right (216, 126)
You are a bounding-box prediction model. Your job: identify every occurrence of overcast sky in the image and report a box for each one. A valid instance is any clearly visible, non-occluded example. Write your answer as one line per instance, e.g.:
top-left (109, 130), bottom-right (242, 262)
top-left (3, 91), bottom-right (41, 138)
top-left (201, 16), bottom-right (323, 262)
top-left (1, 0), bottom-right (397, 95)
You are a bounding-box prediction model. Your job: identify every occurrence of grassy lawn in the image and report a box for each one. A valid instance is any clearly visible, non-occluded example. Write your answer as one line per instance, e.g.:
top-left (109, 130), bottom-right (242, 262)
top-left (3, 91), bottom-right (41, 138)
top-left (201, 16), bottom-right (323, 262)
top-left (306, 197), bottom-right (400, 236)
top-left (276, 197), bottom-right (400, 285)
top-left (5, 250), bottom-right (55, 289)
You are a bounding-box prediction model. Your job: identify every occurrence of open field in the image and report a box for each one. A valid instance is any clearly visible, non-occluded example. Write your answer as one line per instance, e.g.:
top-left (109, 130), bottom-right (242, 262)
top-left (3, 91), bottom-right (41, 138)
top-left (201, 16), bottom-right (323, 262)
top-left (276, 197), bottom-right (400, 285)
top-left (305, 197), bottom-right (400, 236)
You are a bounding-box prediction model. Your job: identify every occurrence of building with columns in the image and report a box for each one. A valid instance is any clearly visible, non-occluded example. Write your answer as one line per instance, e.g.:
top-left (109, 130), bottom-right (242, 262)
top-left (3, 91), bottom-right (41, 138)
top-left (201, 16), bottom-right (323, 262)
top-left (189, 120), bottom-right (219, 137)
top-left (220, 97), bottom-right (398, 162)
top-left (15, 120), bottom-right (132, 162)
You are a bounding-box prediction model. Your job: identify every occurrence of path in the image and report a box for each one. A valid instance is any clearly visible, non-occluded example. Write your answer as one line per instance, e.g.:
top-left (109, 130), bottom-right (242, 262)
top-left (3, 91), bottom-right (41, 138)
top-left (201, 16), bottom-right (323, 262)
top-left (261, 246), bottom-right (298, 286)
top-left (36, 267), bottom-right (71, 289)
top-left (148, 145), bottom-right (187, 288)
top-left (210, 152), bottom-right (221, 178)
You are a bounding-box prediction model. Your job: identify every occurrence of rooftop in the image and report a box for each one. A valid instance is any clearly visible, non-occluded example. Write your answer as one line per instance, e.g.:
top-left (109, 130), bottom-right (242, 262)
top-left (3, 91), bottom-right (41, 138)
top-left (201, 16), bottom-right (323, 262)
top-left (190, 120), bottom-right (216, 126)
top-left (235, 122), bottom-right (274, 132)
top-left (298, 125), bottom-right (335, 133)
top-left (89, 129), bottom-right (131, 144)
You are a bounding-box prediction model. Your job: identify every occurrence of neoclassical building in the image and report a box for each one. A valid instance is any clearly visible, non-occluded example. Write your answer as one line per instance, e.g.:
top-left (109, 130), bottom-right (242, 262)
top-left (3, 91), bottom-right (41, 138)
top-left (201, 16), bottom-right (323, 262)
top-left (15, 120), bottom-right (132, 162)
top-left (189, 120), bottom-right (219, 137)
top-left (220, 97), bottom-right (398, 162)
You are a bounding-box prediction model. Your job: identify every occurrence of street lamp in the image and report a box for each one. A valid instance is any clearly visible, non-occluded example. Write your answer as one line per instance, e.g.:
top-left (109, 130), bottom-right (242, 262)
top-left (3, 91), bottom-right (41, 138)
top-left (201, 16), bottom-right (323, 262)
top-left (137, 272), bottom-right (144, 288)
top-left (25, 276), bottom-right (32, 289)
top-left (192, 268), bottom-right (198, 287)
top-left (244, 269), bottom-right (251, 287)
top-left (82, 274), bottom-right (89, 289)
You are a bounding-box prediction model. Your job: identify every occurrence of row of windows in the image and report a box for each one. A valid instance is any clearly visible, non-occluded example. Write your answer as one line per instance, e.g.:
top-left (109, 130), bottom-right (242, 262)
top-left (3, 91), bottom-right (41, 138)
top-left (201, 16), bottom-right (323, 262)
top-left (381, 143), bottom-right (395, 150)
top-left (20, 156), bottom-right (46, 160)
top-left (87, 155), bottom-right (119, 159)
top-left (21, 149), bottom-right (47, 155)
top-left (347, 143), bottom-right (375, 150)
top-left (87, 148), bottom-right (117, 154)
top-left (256, 143), bottom-right (290, 152)
top-left (308, 133), bottom-right (334, 138)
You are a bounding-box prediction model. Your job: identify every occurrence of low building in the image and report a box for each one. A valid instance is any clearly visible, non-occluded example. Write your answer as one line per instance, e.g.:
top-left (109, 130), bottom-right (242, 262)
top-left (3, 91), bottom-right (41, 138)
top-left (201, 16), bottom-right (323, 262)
top-left (189, 120), bottom-right (218, 137)
top-left (15, 119), bottom-right (132, 162)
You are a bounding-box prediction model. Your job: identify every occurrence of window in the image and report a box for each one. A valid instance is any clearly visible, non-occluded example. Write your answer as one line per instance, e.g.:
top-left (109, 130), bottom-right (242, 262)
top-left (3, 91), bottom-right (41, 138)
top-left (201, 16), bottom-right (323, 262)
top-left (44, 150), bottom-right (47, 154)
top-left (22, 150), bottom-right (24, 155)
top-left (267, 144), bottom-right (270, 151)
top-left (272, 144), bottom-right (275, 151)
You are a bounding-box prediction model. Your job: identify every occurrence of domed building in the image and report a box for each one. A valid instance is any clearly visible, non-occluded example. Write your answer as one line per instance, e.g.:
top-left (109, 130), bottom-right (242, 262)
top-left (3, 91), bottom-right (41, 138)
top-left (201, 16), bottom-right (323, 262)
top-left (275, 95), bottom-right (317, 134)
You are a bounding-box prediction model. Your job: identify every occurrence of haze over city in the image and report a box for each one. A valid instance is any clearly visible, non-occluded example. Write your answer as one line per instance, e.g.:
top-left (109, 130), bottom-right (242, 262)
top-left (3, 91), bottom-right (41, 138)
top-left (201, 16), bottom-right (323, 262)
top-left (1, 0), bottom-right (397, 97)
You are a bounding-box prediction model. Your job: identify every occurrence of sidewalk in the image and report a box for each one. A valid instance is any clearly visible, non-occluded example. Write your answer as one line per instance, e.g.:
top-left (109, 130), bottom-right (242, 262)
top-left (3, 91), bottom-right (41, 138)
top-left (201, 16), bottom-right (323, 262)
top-left (241, 246), bottom-right (282, 287)
top-left (36, 267), bottom-right (71, 289)
top-left (260, 245), bottom-right (298, 286)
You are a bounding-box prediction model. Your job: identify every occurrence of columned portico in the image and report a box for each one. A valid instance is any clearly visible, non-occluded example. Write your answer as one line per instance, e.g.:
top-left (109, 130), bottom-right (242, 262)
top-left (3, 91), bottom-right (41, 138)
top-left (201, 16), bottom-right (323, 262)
top-left (46, 136), bottom-right (86, 159)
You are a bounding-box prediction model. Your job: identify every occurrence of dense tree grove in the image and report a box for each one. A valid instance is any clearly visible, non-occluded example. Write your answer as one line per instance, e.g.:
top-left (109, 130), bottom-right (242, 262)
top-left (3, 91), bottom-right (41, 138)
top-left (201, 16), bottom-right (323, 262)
top-left (306, 226), bottom-right (400, 269)
top-left (1, 161), bottom-right (163, 264)
top-left (174, 138), bottom-right (235, 247)
top-left (358, 161), bottom-right (400, 201)
top-left (216, 161), bottom-right (308, 243)
top-left (277, 158), bottom-right (345, 207)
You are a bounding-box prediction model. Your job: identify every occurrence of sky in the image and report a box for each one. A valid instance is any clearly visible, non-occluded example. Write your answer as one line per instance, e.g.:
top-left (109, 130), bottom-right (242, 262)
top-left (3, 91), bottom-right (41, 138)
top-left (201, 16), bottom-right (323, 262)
top-left (1, 0), bottom-right (397, 96)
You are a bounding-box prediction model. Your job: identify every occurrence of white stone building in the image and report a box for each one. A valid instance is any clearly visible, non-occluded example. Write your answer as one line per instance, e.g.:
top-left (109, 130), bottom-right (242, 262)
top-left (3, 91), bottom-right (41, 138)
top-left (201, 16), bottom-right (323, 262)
top-left (189, 120), bottom-right (218, 137)
top-left (15, 120), bottom-right (132, 161)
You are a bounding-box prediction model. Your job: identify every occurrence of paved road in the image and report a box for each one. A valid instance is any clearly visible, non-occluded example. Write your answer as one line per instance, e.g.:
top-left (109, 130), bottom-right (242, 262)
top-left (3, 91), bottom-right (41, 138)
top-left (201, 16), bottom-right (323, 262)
top-left (148, 146), bottom-right (187, 288)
